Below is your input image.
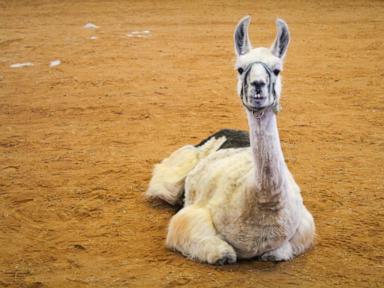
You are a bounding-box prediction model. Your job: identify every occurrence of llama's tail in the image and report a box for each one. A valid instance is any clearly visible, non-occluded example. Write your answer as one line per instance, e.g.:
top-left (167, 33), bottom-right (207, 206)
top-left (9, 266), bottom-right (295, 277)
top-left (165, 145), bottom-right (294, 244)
top-left (145, 136), bottom-right (226, 205)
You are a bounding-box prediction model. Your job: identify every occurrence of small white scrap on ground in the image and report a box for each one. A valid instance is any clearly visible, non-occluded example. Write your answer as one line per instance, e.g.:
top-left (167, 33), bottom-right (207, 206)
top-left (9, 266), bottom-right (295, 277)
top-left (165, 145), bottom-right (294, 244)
top-left (10, 62), bottom-right (33, 68)
top-left (83, 23), bottom-right (99, 29)
top-left (50, 60), bottom-right (61, 67)
top-left (131, 30), bottom-right (150, 35)
top-left (127, 30), bottom-right (151, 38)
top-left (90, 36), bottom-right (97, 40)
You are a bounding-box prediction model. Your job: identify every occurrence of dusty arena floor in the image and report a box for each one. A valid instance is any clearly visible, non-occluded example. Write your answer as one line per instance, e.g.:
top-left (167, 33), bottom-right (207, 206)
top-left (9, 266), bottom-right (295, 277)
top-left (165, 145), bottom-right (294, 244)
top-left (1, 0), bottom-right (383, 287)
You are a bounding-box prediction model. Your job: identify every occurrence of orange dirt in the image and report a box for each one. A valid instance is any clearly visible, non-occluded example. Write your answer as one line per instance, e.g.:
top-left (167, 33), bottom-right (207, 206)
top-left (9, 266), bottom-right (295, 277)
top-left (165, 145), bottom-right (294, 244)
top-left (0, 0), bottom-right (383, 287)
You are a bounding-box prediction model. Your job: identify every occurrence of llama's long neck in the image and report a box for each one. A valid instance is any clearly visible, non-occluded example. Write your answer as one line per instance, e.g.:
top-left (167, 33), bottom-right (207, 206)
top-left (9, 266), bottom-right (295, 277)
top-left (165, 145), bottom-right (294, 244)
top-left (247, 108), bottom-right (287, 198)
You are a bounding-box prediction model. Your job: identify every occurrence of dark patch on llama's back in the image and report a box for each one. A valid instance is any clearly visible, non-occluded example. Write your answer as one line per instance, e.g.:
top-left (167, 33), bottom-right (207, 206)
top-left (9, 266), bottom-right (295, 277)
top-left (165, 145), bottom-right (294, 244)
top-left (196, 129), bottom-right (250, 150)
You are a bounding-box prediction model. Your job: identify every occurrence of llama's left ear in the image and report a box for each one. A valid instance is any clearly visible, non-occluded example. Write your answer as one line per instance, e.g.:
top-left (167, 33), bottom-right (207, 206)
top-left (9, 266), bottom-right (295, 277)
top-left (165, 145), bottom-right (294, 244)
top-left (271, 19), bottom-right (290, 59)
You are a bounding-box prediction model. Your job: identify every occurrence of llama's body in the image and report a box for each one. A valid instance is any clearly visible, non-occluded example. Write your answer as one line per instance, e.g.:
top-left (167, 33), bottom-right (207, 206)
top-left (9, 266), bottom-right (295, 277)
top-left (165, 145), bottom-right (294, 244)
top-left (146, 16), bottom-right (315, 264)
top-left (184, 148), bottom-right (302, 259)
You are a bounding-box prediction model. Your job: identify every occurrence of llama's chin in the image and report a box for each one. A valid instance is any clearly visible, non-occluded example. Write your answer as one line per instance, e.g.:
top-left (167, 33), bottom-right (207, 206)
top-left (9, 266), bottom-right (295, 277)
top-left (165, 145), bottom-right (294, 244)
top-left (246, 102), bottom-right (268, 111)
top-left (247, 97), bottom-right (268, 108)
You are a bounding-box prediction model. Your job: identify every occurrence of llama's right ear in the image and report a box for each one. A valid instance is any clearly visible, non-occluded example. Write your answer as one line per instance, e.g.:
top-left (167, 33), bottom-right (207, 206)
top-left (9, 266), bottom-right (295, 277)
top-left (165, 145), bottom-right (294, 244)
top-left (234, 16), bottom-right (252, 56)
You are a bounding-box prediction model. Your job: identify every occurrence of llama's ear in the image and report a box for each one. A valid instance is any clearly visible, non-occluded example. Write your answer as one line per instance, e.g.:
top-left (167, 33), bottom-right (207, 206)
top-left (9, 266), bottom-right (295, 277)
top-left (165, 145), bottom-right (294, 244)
top-left (271, 19), bottom-right (290, 58)
top-left (234, 16), bottom-right (252, 56)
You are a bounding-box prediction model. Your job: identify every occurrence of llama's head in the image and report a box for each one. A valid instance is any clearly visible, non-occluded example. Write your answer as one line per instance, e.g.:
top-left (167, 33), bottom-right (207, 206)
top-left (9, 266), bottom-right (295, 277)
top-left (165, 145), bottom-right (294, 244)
top-left (234, 16), bottom-right (290, 113)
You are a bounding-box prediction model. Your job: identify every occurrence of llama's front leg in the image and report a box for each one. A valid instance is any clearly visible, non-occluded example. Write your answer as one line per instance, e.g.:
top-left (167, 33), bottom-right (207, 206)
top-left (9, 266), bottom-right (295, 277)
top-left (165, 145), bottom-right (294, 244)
top-left (290, 207), bottom-right (315, 257)
top-left (166, 206), bottom-right (237, 264)
top-left (261, 207), bottom-right (315, 261)
top-left (260, 241), bottom-right (294, 261)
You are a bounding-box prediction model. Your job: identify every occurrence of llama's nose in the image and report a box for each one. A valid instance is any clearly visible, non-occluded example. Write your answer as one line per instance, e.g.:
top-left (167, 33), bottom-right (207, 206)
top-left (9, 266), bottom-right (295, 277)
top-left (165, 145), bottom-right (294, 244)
top-left (252, 81), bottom-right (265, 96)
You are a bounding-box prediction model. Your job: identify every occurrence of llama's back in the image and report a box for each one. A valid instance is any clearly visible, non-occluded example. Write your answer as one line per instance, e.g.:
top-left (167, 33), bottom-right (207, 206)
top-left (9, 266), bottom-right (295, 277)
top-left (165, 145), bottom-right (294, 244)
top-left (196, 129), bottom-right (249, 150)
top-left (146, 129), bottom-right (250, 206)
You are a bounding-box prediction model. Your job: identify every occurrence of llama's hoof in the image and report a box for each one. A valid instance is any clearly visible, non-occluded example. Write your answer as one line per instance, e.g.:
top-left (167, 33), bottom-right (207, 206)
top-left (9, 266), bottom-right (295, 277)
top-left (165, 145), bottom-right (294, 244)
top-left (260, 253), bottom-right (286, 262)
top-left (260, 243), bottom-right (293, 262)
top-left (206, 244), bottom-right (237, 265)
top-left (215, 253), bottom-right (237, 265)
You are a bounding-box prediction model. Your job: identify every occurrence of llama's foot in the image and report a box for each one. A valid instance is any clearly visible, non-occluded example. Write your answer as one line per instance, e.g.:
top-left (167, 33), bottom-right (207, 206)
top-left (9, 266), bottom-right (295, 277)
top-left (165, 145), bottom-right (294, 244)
top-left (166, 205), bottom-right (237, 265)
top-left (290, 207), bottom-right (315, 256)
top-left (260, 241), bottom-right (293, 262)
top-left (205, 239), bottom-right (237, 265)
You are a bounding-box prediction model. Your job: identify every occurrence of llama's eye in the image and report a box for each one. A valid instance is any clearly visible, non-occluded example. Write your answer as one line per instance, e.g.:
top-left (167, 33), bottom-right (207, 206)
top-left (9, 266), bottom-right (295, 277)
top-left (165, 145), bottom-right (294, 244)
top-left (237, 67), bottom-right (244, 75)
top-left (273, 69), bottom-right (280, 76)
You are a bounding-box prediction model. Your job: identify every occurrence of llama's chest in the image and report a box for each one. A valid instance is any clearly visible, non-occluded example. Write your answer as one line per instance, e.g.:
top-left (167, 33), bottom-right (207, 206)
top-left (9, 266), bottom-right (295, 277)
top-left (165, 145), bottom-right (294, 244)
top-left (210, 193), bottom-right (301, 258)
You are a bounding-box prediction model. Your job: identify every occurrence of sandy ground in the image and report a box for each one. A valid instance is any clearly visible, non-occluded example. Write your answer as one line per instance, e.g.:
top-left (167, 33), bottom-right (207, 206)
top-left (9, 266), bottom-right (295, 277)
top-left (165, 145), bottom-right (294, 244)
top-left (0, 0), bottom-right (383, 287)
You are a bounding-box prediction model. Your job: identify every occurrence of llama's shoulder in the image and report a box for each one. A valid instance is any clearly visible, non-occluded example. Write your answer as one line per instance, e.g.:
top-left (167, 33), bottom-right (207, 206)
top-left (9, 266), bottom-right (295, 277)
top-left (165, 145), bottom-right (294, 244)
top-left (184, 147), bottom-right (252, 206)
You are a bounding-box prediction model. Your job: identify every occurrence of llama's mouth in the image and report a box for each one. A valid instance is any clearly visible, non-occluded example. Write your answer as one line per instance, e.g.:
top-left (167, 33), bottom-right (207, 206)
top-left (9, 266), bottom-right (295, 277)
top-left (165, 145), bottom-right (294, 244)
top-left (248, 96), bottom-right (267, 108)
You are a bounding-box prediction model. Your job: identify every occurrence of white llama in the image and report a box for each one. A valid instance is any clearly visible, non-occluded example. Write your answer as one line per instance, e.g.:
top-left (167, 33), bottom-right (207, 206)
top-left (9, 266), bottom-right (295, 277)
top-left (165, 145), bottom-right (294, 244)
top-left (146, 16), bottom-right (315, 264)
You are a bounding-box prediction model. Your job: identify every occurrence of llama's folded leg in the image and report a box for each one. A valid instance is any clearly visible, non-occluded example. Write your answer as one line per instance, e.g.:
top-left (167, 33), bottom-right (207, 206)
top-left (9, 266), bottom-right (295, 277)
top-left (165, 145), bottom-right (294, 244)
top-left (260, 208), bottom-right (315, 261)
top-left (260, 241), bottom-right (294, 261)
top-left (166, 206), bottom-right (237, 264)
top-left (145, 137), bottom-right (226, 205)
top-left (289, 207), bottom-right (315, 257)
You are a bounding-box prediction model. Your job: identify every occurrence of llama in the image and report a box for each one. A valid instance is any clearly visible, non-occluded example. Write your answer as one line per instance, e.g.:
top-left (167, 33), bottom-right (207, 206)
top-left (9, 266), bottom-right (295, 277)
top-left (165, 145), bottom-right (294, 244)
top-left (146, 16), bottom-right (315, 264)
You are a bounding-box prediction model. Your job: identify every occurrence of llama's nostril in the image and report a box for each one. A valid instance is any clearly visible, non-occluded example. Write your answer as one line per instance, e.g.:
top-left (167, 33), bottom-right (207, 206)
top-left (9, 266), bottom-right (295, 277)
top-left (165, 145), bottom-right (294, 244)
top-left (253, 89), bottom-right (262, 98)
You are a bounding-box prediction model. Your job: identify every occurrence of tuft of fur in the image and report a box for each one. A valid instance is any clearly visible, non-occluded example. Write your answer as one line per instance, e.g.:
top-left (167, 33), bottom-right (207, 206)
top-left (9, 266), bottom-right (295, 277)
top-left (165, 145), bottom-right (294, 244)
top-left (145, 136), bottom-right (226, 205)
